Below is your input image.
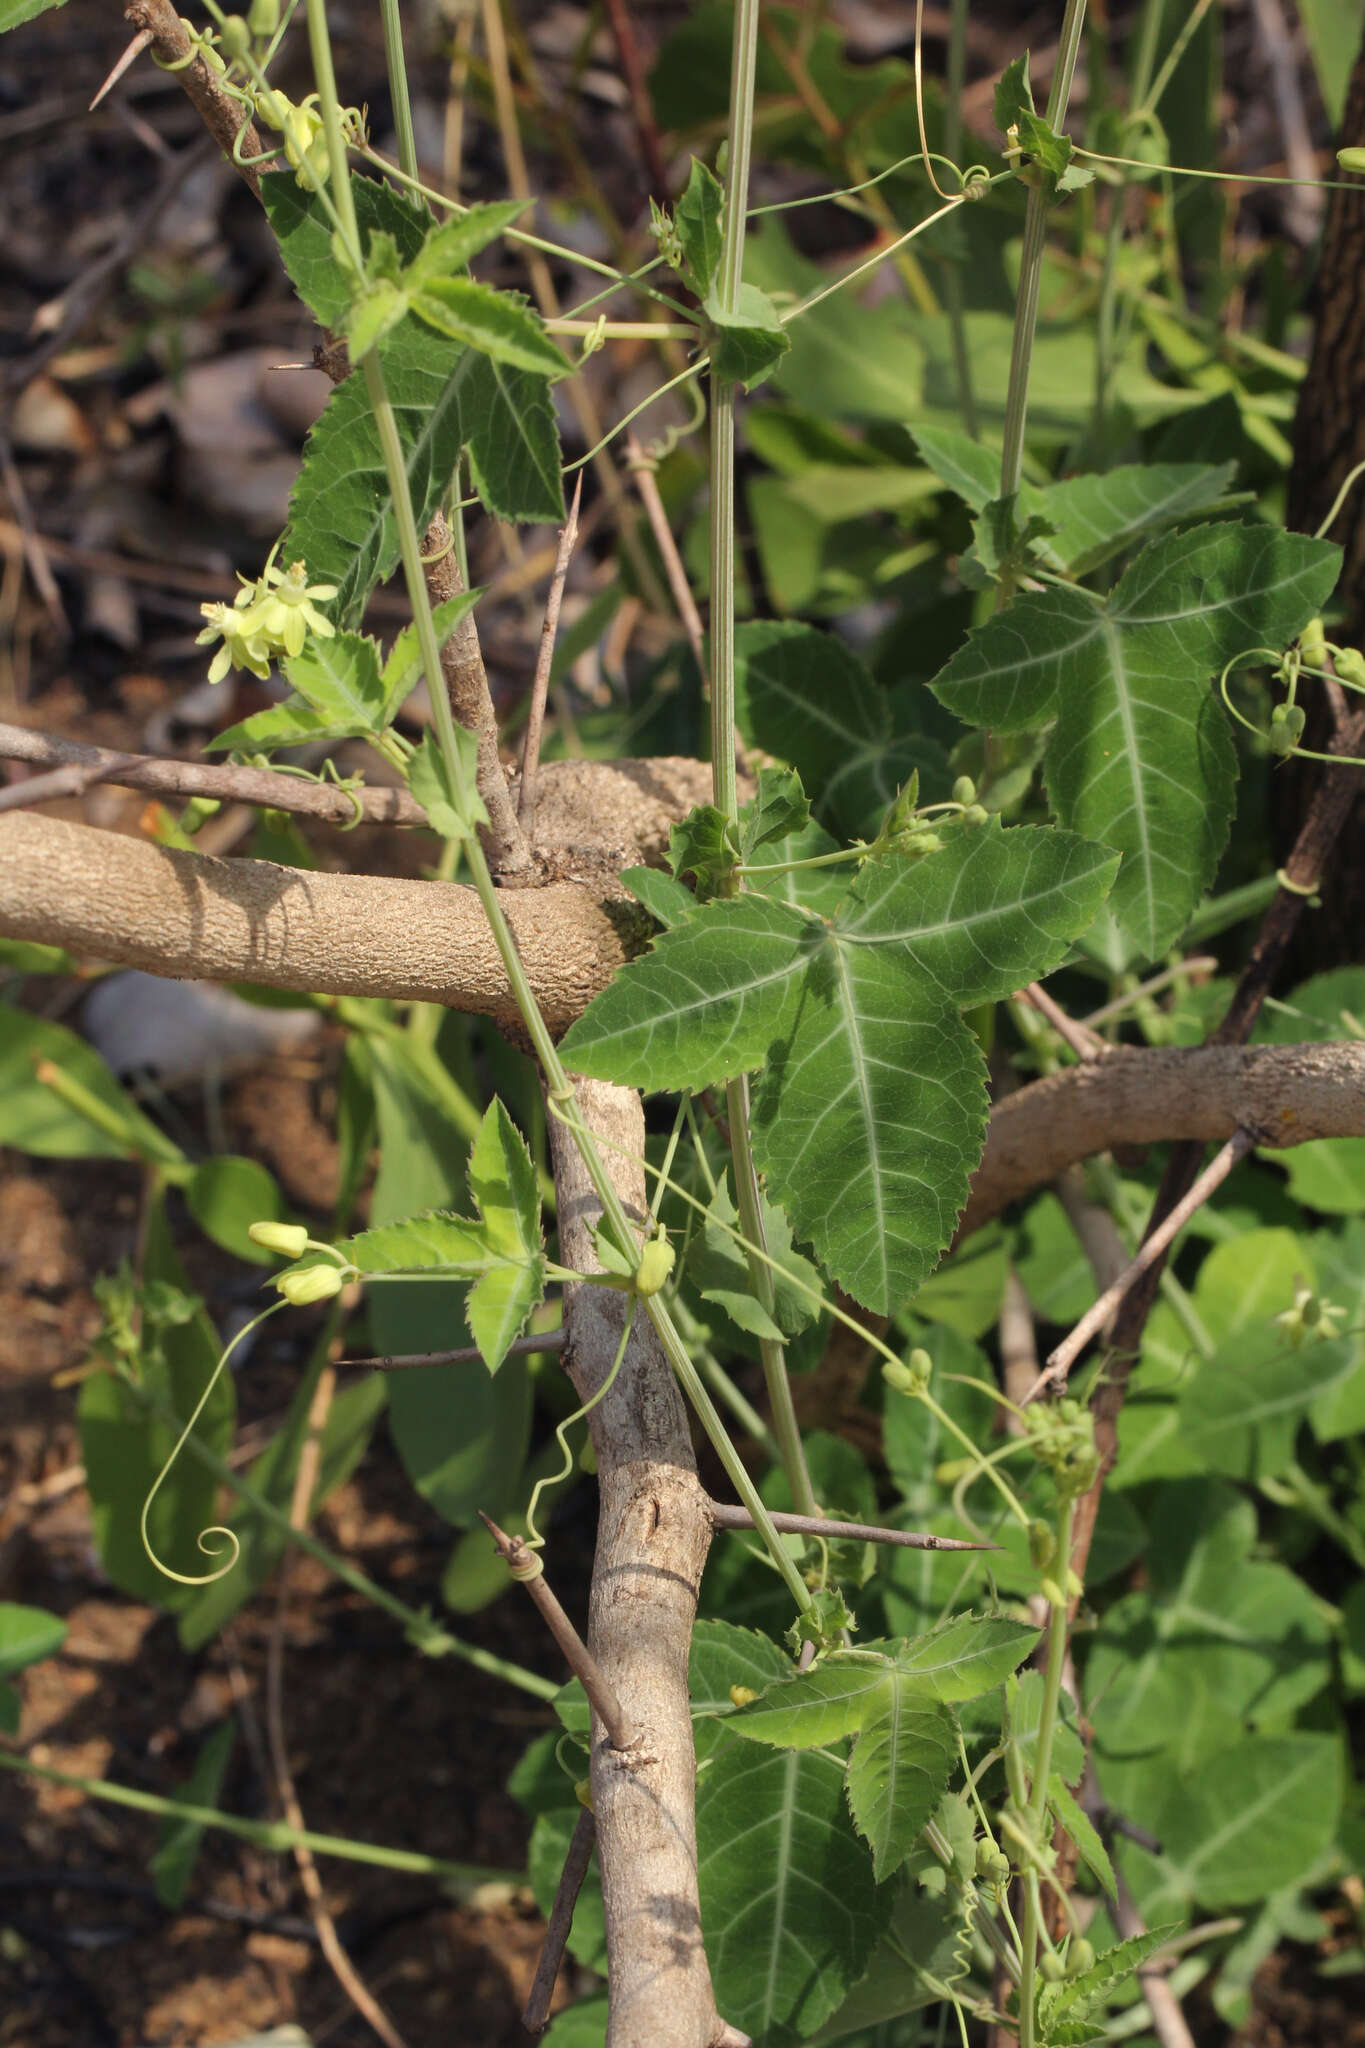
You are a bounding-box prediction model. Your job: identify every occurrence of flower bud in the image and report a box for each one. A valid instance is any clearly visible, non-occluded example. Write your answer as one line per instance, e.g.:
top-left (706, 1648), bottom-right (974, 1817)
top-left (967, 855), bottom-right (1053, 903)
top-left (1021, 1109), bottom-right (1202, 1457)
top-left (729, 1685), bottom-right (759, 1709)
top-left (248, 0), bottom-right (279, 33)
top-left (1039, 1951), bottom-right (1066, 1983)
top-left (248, 1220), bottom-right (310, 1258)
top-left (963, 803), bottom-right (990, 828)
top-left (1298, 617), bottom-right (1327, 667)
top-left (1335, 647), bottom-right (1365, 689)
top-left (634, 1232), bottom-right (675, 1296)
top-left (1028, 1519), bottom-right (1056, 1571)
top-left (951, 775), bottom-right (977, 806)
top-left (1269, 702), bottom-right (1306, 756)
top-left (1068, 1938), bottom-right (1096, 1977)
top-left (1337, 146), bottom-right (1365, 174)
top-left (218, 14), bottom-right (251, 59)
top-left (276, 1263), bottom-right (344, 1306)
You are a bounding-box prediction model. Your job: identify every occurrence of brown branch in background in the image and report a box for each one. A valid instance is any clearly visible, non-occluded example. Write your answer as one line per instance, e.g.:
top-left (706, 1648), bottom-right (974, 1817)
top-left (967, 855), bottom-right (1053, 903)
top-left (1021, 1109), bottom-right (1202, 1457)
top-left (706, 1502), bottom-right (994, 1552)
top-left (338, 1329), bottom-right (566, 1373)
top-left (266, 1365), bottom-right (412, 2048)
top-left (626, 435), bottom-right (709, 689)
top-left (519, 475), bottom-right (583, 838)
top-left (0, 433), bottom-right (67, 637)
top-left (123, 0), bottom-right (272, 197)
top-left (1112, 1869), bottom-right (1198, 2048)
top-left (0, 724), bottom-right (427, 825)
top-left (1026, 1130), bottom-right (1255, 1403)
top-left (600, 0), bottom-right (671, 198)
top-left (522, 1805), bottom-right (596, 2034)
top-left (479, 1515), bottom-right (633, 1750)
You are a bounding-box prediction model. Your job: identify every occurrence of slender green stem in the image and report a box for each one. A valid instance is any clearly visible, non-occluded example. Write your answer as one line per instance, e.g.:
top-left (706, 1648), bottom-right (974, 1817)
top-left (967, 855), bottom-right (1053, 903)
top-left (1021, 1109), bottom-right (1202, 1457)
top-left (1018, 1493), bottom-right (1076, 2048)
top-left (0, 1751), bottom-right (515, 1886)
top-left (999, 0), bottom-right (1090, 502)
top-left (1091, 0), bottom-right (1164, 446)
top-left (705, 0), bottom-right (815, 1520)
top-left (303, 0), bottom-right (360, 260)
top-left (378, 0), bottom-right (418, 185)
top-left (120, 1362), bottom-right (559, 1697)
top-left (726, 1078), bottom-right (817, 1516)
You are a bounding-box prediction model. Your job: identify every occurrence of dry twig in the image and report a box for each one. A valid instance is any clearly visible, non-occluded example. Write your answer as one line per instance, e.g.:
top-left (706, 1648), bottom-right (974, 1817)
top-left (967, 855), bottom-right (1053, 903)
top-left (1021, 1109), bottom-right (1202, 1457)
top-left (480, 1514), bottom-right (633, 1750)
top-left (522, 1805), bottom-right (596, 2034)
top-left (519, 475), bottom-right (582, 837)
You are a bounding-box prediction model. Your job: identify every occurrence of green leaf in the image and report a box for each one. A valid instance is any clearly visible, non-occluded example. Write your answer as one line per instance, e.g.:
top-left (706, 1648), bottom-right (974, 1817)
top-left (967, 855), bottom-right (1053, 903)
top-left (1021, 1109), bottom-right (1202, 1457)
top-left (739, 765), bottom-right (812, 860)
top-left (1037, 463), bottom-right (1238, 577)
top-left (542, 1996), bottom-right (609, 2046)
top-left (931, 523), bottom-right (1340, 957)
top-left (412, 278), bottom-right (566, 375)
top-left (669, 801), bottom-right (737, 894)
top-left (734, 620), bottom-right (888, 800)
top-left (994, 52), bottom-right (1036, 134)
top-left (344, 280), bottom-right (410, 361)
top-left (1086, 1481), bottom-right (1332, 1761)
top-left (894, 1614), bottom-right (1040, 1703)
top-left (810, 1886), bottom-right (973, 2040)
top-left (0, 0), bottom-right (69, 24)
top-left (285, 631), bottom-right (385, 729)
top-left (322, 1208), bottom-right (491, 1276)
top-left (708, 281), bottom-right (791, 391)
top-left (1176, 1322), bottom-right (1356, 1479)
top-left (1049, 1776), bottom-right (1117, 1901)
top-left (207, 696), bottom-right (340, 756)
top-left (845, 1679), bottom-right (955, 1878)
top-left (690, 1619), bottom-right (795, 1761)
top-left (566, 825), bottom-right (1114, 1310)
top-left (530, 1807), bottom-right (606, 1970)
top-left (620, 865), bottom-right (699, 929)
top-left (407, 728), bottom-right (489, 840)
top-left (729, 1658), bottom-right (895, 1748)
top-left (380, 591), bottom-right (483, 720)
top-left (362, 1043), bottom-right (529, 1528)
top-left (406, 198), bottom-right (531, 285)
top-left (1011, 1670), bottom-right (1086, 1788)
top-left (469, 1098), bottom-right (541, 1261)
top-left (186, 1156), bottom-right (289, 1266)
top-left (697, 1741), bottom-right (893, 2046)
top-left (686, 1174), bottom-right (819, 1345)
top-left (79, 1207), bottom-right (235, 1612)
top-left (0, 1603), bottom-right (66, 1677)
top-left (675, 156), bottom-right (725, 295)
top-left (1156, 1736), bottom-right (1343, 1908)
top-left (1265, 1137), bottom-right (1365, 1215)
top-left (149, 1719), bottom-right (235, 1909)
top-left (287, 315), bottom-right (562, 623)
top-left (1038, 1927), bottom-right (1180, 2028)
top-left (263, 172), bottom-right (431, 328)
top-left (0, 1001), bottom-right (183, 1165)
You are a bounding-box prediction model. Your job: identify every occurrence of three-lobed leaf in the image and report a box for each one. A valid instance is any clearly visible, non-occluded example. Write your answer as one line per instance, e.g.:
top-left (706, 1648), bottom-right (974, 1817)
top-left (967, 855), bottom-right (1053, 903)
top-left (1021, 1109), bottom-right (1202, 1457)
top-left (564, 824), bottom-right (1115, 1310)
top-left (931, 522), bottom-right (1339, 957)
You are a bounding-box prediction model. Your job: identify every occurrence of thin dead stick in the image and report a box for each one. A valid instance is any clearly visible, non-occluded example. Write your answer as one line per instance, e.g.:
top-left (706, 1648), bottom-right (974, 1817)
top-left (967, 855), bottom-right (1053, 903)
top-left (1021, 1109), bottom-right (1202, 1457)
top-left (706, 1501), bottom-right (994, 1552)
top-left (625, 434), bottom-right (709, 687)
top-left (0, 723), bottom-right (426, 826)
top-left (90, 26), bottom-right (154, 109)
top-left (522, 1805), bottom-right (596, 2034)
top-left (1016, 981), bottom-right (1106, 1062)
top-left (0, 432), bottom-right (67, 638)
top-left (478, 1514), bottom-right (633, 1750)
top-left (338, 1329), bottom-right (565, 1372)
top-left (0, 753), bottom-right (141, 815)
top-left (519, 474), bottom-right (582, 836)
top-left (1027, 1129), bottom-right (1255, 1401)
top-left (1113, 1866), bottom-right (1198, 2048)
top-left (599, 0), bottom-right (670, 196)
top-left (266, 1366), bottom-right (412, 2048)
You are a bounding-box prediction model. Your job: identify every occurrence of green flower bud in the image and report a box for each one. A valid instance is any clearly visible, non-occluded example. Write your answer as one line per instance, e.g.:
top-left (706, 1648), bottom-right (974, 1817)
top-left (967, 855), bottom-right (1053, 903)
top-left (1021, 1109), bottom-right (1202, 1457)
top-left (882, 1358), bottom-right (918, 1395)
top-left (247, 0), bottom-right (279, 33)
top-left (634, 1231), bottom-right (675, 1296)
top-left (951, 775), bottom-right (977, 806)
top-left (963, 804), bottom-right (990, 828)
top-left (1335, 647), bottom-right (1365, 689)
top-left (1039, 1951), bottom-right (1066, 1983)
top-left (1298, 617), bottom-right (1327, 667)
top-left (1269, 702), bottom-right (1306, 756)
top-left (974, 1838), bottom-right (1010, 1884)
top-left (218, 14), bottom-right (251, 60)
top-left (1337, 146), bottom-right (1365, 174)
top-left (248, 1220), bottom-right (310, 1258)
top-left (1028, 1518), bottom-right (1056, 1571)
top-left (276, 1263), bottom-right (344, 1306)
top-left (729, 1685), bottom-right (759, 1708)
top-left (1067, 1938), bottom-right (1096, 1977)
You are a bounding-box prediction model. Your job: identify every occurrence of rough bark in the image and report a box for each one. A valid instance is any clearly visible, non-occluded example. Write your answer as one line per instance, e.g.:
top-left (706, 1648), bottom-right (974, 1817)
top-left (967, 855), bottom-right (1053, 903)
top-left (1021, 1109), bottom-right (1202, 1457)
top-left (124, 0), bottom-right (271, 197)
top-left (547, 1080), bottom-right (720, 2048)
top-left (958, 1041), bottom-right (1365, 1237)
